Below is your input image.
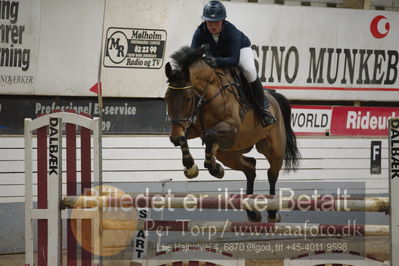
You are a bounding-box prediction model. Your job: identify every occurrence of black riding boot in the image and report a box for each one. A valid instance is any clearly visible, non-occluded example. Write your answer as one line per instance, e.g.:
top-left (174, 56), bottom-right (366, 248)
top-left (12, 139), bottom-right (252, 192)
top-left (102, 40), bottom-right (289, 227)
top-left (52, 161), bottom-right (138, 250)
top-left (250, 78), bottom-right (276, 127)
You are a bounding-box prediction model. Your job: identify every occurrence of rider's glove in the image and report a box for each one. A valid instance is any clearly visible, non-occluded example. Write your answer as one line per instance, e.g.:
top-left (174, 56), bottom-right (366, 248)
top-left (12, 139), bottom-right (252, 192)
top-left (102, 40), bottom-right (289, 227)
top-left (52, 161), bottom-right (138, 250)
top-left (204, 56), bottom-right (219, 68)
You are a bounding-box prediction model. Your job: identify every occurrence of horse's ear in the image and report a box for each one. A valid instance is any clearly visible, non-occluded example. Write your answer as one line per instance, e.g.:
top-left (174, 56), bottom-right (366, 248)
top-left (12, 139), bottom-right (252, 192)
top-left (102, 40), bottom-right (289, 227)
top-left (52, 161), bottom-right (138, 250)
top-left (165, 62), bottom-right (172, 79)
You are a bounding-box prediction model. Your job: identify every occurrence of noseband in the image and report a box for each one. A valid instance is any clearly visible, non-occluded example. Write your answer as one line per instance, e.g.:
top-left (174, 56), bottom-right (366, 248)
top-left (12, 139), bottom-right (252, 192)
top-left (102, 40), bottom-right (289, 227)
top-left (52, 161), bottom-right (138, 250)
top-left (167, 85), bottom-right (192, 90)
top-left (167, 85), bottom-right (198, 127)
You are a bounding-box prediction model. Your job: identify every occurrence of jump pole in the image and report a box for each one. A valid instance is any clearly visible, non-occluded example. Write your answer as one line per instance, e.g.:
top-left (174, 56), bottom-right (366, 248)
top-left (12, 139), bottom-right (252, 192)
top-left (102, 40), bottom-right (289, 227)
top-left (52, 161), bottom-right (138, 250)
top-left (62, 194), bottom-right (389, 213)
top-left (389, 117), bottom-right (399, 266)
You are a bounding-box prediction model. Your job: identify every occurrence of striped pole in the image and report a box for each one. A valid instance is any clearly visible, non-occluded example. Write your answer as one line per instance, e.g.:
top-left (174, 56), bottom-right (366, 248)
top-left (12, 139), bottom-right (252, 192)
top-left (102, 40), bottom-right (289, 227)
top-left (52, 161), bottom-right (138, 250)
top-left (62, 195), bottom-right (389, 213)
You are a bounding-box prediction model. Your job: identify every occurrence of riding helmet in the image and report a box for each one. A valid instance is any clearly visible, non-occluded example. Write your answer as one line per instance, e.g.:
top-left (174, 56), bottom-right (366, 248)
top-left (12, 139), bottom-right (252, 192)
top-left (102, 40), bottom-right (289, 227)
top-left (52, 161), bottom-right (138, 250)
top-left (202, 1), bottom-right (226, 21)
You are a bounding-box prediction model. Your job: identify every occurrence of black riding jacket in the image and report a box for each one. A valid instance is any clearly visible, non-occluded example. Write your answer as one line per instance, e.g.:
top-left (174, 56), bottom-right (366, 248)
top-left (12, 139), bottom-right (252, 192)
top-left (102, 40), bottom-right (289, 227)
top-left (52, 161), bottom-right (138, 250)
top-left (191, 21), bottom-right (251, 68)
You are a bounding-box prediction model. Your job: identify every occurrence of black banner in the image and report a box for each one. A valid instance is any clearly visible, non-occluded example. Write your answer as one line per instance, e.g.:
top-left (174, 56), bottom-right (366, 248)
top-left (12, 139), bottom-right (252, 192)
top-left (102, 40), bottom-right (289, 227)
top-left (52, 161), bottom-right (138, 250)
top-left (370, 141), bottom-right (382, 174)
top-left (0, 96), bottom-right (170, 134)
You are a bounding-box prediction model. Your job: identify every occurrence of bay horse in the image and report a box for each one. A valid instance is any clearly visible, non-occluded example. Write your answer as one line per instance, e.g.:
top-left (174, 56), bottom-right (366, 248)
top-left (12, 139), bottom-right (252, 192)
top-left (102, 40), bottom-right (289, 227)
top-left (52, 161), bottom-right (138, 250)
top-left (164, 46), bottom-right (300, 222)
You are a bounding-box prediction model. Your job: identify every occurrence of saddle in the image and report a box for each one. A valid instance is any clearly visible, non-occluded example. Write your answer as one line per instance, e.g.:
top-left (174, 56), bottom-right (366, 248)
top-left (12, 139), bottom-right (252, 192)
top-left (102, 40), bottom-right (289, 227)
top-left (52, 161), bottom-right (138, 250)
top-left (219, 67), bottom-right (255, 108)
top-left (227, 67), bottom-right (254, 108)
top-left (216, 67), bottom-right (255, 121)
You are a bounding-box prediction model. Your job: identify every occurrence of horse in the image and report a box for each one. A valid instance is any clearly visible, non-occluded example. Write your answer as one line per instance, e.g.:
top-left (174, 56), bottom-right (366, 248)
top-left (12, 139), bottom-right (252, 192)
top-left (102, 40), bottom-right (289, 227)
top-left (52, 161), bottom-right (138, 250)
top-left (164, 46), bottom-right (301, 222)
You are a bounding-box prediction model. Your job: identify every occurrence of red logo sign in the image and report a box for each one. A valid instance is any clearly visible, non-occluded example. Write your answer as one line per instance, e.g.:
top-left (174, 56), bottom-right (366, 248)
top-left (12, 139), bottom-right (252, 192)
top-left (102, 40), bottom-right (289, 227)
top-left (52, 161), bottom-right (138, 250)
top-left (370, 15), bottom-right (390, 39)
top-left (330, 106), bottom-right (399, 136)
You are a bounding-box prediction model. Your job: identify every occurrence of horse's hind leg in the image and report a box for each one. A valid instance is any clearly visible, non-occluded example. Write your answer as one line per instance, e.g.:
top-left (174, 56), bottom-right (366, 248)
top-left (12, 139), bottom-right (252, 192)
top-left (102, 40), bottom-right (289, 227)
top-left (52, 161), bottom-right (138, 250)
top-left (266, 168), bottom-right (281, 222)
top-left (215, 150), bottom-right (262, 222)
top-left (256, 138), bottom-right (284, 222)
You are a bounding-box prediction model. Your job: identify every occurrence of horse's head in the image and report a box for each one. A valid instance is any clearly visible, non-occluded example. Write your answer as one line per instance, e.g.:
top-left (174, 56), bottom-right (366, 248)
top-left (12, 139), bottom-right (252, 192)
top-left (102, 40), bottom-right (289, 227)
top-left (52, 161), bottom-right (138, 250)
top-left (165, 62), bottom-right (196, 146)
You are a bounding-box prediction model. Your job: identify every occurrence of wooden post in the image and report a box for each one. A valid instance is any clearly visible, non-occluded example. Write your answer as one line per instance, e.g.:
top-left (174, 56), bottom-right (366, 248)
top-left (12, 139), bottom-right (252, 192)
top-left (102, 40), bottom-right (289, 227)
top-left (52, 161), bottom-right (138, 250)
top-left (389, 117), bottom-right (399, 266)
top-left (47, 116), bottom-right (63, 265)
top-left (24, 119), bottom-right (34, 266)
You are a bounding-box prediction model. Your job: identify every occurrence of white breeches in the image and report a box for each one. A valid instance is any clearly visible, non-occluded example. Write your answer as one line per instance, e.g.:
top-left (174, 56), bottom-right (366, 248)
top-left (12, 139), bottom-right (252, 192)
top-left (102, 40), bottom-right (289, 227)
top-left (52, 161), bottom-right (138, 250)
top-left (238, 46), bottom-right (257, 83)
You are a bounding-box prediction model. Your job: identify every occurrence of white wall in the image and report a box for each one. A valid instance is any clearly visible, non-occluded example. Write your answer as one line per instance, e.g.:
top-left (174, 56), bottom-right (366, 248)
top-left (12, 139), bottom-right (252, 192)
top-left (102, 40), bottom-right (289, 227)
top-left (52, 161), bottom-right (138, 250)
top-left (0, 135), bottom-right (389, 203)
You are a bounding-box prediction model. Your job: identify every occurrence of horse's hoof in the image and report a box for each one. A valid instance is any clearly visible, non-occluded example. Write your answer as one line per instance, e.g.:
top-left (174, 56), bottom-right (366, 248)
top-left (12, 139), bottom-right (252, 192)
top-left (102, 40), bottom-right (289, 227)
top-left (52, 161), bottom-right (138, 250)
top-left (247, 210), bottom-right (262, 222)
top-left (267, 213), bottom-right (281, 223)
top-left (215, 164), bottom-right (224, 179)
top-left (184, 164), bottom-right (199, 179)
top-left (208, 164), bottom-right (224, 179)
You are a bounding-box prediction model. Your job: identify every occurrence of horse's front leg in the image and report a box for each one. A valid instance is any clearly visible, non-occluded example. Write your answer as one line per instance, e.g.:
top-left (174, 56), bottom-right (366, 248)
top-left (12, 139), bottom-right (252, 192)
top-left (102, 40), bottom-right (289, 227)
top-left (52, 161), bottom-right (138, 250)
top-left (170, 135), bottom-right (199, 179)
top-left (203, 132), bottom-right (224, 179)
top-left (203, 121), bottom-right (236, 179)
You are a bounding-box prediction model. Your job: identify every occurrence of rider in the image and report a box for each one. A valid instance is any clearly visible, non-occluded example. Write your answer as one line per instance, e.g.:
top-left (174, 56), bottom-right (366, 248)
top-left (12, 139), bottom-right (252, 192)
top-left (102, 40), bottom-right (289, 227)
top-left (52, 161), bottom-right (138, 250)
top-left (191, 0), bottom-right (276, 127)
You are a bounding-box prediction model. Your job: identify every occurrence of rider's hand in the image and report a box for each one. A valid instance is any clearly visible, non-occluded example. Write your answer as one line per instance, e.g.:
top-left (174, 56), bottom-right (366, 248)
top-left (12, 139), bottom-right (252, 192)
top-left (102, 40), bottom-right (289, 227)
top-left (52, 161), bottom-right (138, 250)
top-left (204, 56), bottom-right (219, 68)
top-left (201, 43), bottom-right (210, 51)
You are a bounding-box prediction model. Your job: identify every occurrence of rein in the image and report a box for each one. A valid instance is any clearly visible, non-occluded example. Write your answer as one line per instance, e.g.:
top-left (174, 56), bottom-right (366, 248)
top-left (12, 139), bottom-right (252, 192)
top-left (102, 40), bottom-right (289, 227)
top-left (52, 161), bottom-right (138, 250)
top-left (167, 69), bottom-right (238, 130)
top-left (167, 80), bottom-right (211, 128)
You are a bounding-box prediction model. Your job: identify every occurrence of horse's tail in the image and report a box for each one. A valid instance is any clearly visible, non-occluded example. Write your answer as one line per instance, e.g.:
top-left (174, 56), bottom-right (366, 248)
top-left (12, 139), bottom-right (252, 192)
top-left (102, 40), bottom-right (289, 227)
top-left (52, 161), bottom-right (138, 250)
top-left (269, 90), bottom-right (301, 171)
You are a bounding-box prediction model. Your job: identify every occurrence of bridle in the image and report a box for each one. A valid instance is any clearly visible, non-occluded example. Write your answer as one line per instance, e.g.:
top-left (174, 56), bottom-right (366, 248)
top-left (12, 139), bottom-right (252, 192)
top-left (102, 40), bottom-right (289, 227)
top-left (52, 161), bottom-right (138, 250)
top-left (167, 85), bottom-right (192, 90)
top-left (166, 70), bottom-right (238, 129)
top-left (167, 84), bottom-right (203, 128)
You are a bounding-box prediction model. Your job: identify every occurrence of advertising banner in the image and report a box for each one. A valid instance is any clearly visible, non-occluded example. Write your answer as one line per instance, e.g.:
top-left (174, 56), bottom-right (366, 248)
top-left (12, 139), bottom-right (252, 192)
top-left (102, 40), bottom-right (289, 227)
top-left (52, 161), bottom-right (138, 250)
top-left (0, 96), bottom-right (399, 137)
top-left (104, 27), bottom-right (167, 70)
top-left (0, 96), bottom-right (169, 134)
top-left (291, 105), bottom-right (332, 136)
top-left (0, 94), bottom-right (396, 136)
top-left (293, 105), bottom-right (399, 136)
top-left (0, 0), bottom-right (40, 94)
top-left (228, 4), bottom-right (399, 101)
top-left (101, 0), bottom-right (204, 98)
top-left (0, 0), bottom-right (104, 97)
top-left (102, 0), bottom-right (398, 100)
top-left (0, 0), bottom-right (397, 100)
top-left (330, 106), bottom-right (399, 136)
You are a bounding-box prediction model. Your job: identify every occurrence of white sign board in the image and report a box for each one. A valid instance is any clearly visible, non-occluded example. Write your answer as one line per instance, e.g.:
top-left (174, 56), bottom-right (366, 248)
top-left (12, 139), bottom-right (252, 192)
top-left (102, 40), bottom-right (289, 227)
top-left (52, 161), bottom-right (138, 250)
top-left (100, 0), bottom-right (204, 98)
top-left (227, 3), bottom-right (399, 101)
top-left (0, 0), bottom-right (40, 94)
top-left (291, 106), bottom-right (332, 135)
top-left (104, 28), bottom-right (167, 69)
top-left (0, 0), bottom-right (104, 97)
top-left (102, 0), bottom-right (399, 100)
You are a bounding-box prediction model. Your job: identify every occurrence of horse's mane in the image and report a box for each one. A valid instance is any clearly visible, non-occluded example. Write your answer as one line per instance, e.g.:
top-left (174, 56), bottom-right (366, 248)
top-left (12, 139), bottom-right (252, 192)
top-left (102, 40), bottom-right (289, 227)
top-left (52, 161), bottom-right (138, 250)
top-left (171, 46), bottom-right (206, 70)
